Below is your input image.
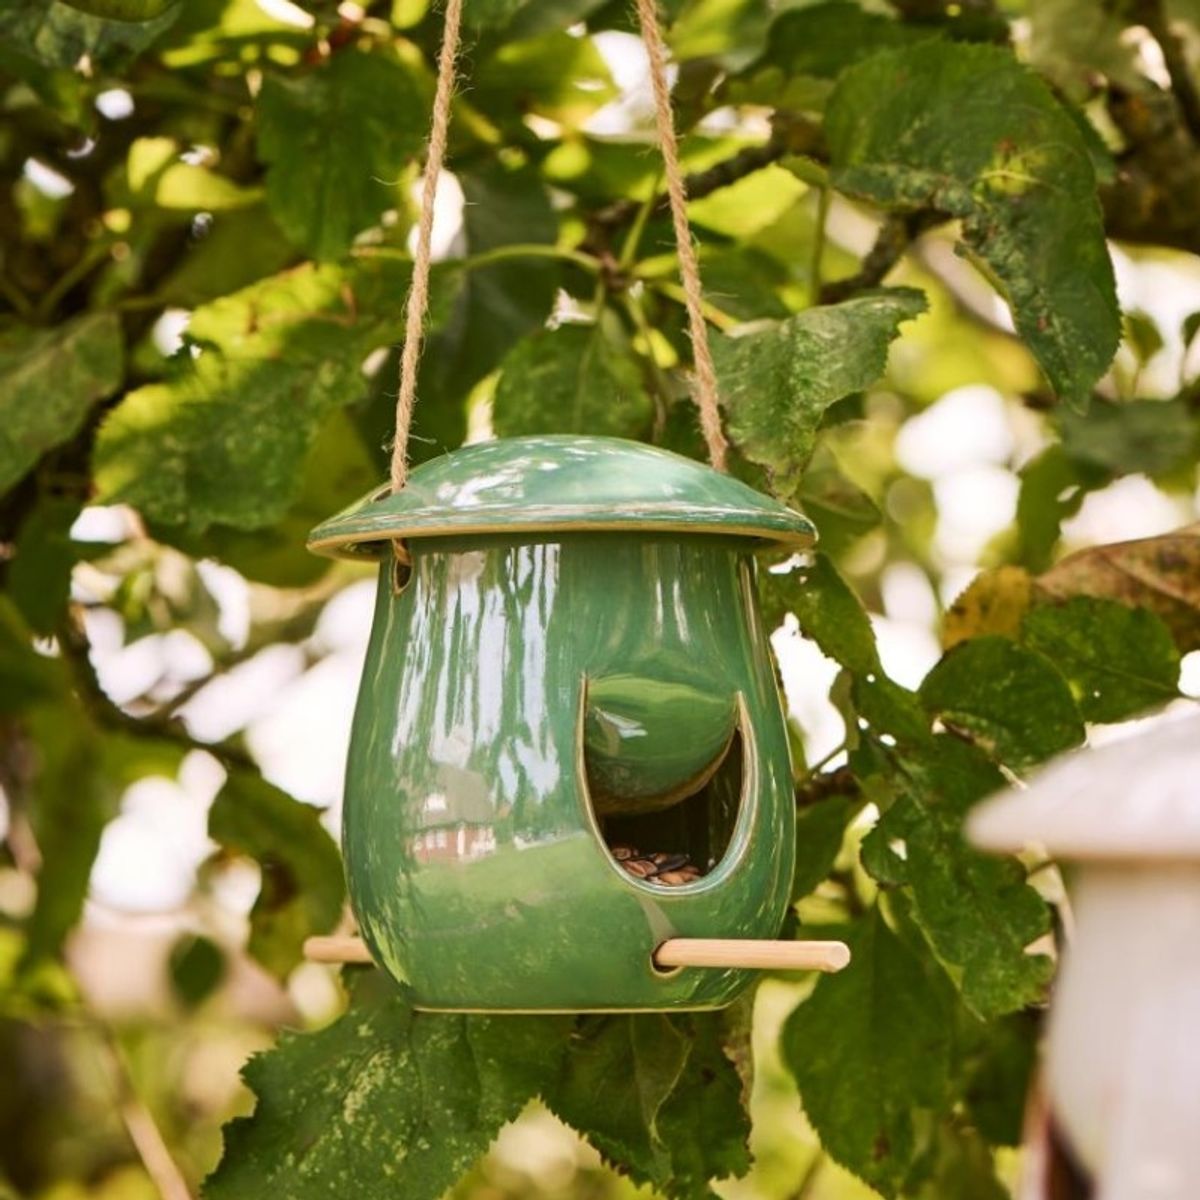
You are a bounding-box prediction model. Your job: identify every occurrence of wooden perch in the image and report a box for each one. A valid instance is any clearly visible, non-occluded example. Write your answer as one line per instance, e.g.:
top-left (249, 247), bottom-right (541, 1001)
top-left (303, 935), bottom-right (851, 973)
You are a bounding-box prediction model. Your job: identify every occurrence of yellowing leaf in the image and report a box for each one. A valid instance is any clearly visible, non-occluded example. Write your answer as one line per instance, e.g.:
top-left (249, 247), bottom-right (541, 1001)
top-left (942, 566), bottom-right (1033, 650)
top-left (1037, 523), bottom-right (1200, 652)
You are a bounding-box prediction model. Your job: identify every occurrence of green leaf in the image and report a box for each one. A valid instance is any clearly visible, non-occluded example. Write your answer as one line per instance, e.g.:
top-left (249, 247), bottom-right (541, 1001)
top-left (465, 0), bottom-right (606, 36)
top-left (60, 0), bottom-right (179, 18)
top-left (0, 597), bottom-right (65, 714)
top-left (0, 0), bottom-right (180, 70)
top-left (1014, 445), bottom-right (1106, 572)
top-left (1057, 397), bottom-right (1199, 477)
top-left (257, 49), bottom-right (427, 259)
top-left (782, 910), bottom-right (954, 1197)
top-left (912, 1124), bottom-right (1008, 1200)
top-left (918, 637), bottom-right (1084, 769)
top-left (1023, 596), bottom-right (1180, 722)
top-left (20, 706), bottom-right (108, 968)
top-left (547, 1012), bottom-right (751, 1198)
top-left (208, 974), bottom-right (572, 1200)
top-left (868, 739), bottom-right (1054, 1018)
top-left (415, 162), bottom-right (560, 455)
top-left (0, 313), bottom-right (123, 497)
top-left (1123, 310), bottom-right (1164, 367)
top-left (1027, 0), bottom-right (1145, 97)
top-left (715, 289), bottom-right (926, 499)
top-left (208, 771), bottom-right (344, 978)
top-left (826, 42), bottom-right (1119, 407)
top-left (93, 257), bottom-right (409, 530)
top-left (475, 30), bottom-right (615, 127)
top-left (158, 207), bottom-right (297, 308)
top-left (165, 410), bottom-right (378, 586)
top-left (793, 794), bottom-right (855, 901)
top-left (758, 552), bottom-right (880, 675)
top-left (168, 933), bottom-right (226, 1009)
top-left (126, 136), bottom-right (261, 212)
top-left (493, 317), bottom-right (653, 439)
top-left (732, 1), bottom-right (934, 110)
top-left (7, 496), bottom-right (82, 636)
top-left (961, 1011), bottom-right (1039, 1147)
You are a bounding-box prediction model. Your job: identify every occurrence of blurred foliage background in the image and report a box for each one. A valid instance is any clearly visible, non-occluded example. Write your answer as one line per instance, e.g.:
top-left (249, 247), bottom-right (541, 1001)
top-left (1, 0), bottom-right (1199, 1197)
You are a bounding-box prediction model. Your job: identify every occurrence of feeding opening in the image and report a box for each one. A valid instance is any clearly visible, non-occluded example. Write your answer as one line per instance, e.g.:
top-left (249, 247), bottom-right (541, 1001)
top-left (582, 676), bottom-right (746, 888)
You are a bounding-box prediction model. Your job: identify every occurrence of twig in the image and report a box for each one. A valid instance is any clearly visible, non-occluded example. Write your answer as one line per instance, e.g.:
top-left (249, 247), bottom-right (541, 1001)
top-left (96, 1027), bottom-right (193, 1200)
top-left (808, 185), bottom-right (830, 306)
top-left (820, 211), bottom-right (944, 304)
top-left (788, 1152), bottom-right (826, 1200)
top-left (59, 610), bottom-right (256, 773)
top-left (1139, 0), bottom-right (1200, 146)
top-left (591, 119), bottom-right (823, 232)
top-left (795, 765), bottom-right (859, 809)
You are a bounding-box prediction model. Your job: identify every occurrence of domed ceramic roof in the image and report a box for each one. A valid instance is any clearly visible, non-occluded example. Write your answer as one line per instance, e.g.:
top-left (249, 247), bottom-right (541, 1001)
top-left (968, 712), bottom-right (1200, 861)
top-left (308, 435), bottom-right (816, 560)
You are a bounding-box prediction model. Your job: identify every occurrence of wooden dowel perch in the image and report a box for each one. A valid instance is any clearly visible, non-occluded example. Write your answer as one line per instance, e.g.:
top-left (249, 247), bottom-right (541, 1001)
top-left (303, 935), bottom-right (851, 974)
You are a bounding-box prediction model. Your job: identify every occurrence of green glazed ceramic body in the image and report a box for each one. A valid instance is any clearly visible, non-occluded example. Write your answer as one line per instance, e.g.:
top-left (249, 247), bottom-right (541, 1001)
top-left (311, 437), bottom-right (815, 1012)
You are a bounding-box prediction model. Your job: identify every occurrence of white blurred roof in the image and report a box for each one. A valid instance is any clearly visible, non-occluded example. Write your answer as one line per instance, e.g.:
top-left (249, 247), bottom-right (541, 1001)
top-left (968, 712), bottom-right (1200, 861)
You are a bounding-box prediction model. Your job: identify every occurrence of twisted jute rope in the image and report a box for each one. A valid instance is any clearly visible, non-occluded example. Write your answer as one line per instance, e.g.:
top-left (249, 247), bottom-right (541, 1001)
top-left (390, 0), bottom-right (464, 493)
top-left (633, 0), bottom-right (728, 472)
top-left (388, 0), bottom-right (728, 489)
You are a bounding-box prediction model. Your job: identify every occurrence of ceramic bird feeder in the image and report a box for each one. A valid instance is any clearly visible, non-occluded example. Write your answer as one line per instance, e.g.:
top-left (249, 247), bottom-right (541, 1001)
top-left (307, 435), bottom-right (832, 1011)
top-left (969, 713), bottom-right (1200, 1200)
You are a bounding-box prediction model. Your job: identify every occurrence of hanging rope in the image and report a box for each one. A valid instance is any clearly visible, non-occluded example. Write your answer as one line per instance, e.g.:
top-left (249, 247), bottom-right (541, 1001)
top-left (388, 0), bottom-right (729, 486)
top-left (633, 0), bottom-right (728, 472)
top-left (390, 0), bottom-right (465, 493)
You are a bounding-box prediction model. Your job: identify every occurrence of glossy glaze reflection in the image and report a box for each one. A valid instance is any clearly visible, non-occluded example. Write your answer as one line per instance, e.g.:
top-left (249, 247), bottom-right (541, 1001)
top-left (308, 435), bottom-right (815, 560)
top-left (344, 532), bottom-right (796, 1011)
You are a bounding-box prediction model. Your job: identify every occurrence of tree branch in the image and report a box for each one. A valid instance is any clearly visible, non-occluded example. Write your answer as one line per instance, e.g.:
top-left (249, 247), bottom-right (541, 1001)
top-left (1137, 0), bottom-right (1200, 146)
top-left (795, 765), bottom-right (859, 809)
top-left (589, 115), bottom-right (825, 233)
top-left (59, 610), bottom-right (257, 774)
top-left (820, 211), bottom-right (945, 304)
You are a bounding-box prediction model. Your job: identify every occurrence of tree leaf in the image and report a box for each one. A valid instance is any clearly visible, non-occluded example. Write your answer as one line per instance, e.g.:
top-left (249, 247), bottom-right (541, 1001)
top-left (1036, 524), bottom-right (1200, 652)
top-left (1057, 397), bottom-right (1198, 477)
top-left (867, 738), bottom-right (1053, 1018)
top-left (93, 257), bottom-right (409, 530)
top-left (912, 1123), bottom-right (1009, 1200)
top-left (547, 1012), bottom-right (751, 1198)
top-left (715, 289), bottom-right (926, 500)
top-left (942, 566), bottom-right (1033, 650)
top-left (732, 1), bottom-right (933, 111)
top-left (0, 313), bottom-right (123, 497)
top-left (782, 909), bottom-right (955, 1197)
top-left (0, 0), bottom-right (180, 70)
top-left (474, 30), bottom-right (615, 127)
top-left (919, 637), bottom-right (1084, 769)
top-left (793, 794), bottom-right (855, 902)
top-left (1022, 596), bottom-right (1180, 722)
top-left (826, 42), bottom-right (1119, 407)
top-left (1014, 445), bottom-right (1106, 572)
top-left (415, 162), bottom-right (561, 456)
top-left (208, 974), bottom-right (572, 1200)
top-left (493, 317), bottom-right (653, 439)
top-left (19, 706), bottom-right (108, 968)
top-left (257, 49), bottom-right (427, 260)
top-left (208, 771), bottom-right (344, 978)
top-left (61, 0), bottom-right (178, 16)
top-left (758, 552), bottom-right (880, 675)
top-left (7, 496), bottom-right (83, 637)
